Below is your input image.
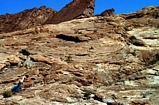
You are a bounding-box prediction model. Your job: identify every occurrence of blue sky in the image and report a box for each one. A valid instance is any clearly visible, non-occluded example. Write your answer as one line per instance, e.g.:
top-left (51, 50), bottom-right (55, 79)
top-left (0, 0), bottom-right (159, 15)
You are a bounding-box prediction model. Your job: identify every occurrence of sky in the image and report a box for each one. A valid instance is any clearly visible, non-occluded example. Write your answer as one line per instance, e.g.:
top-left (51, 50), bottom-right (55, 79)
top-left (0, 0), bottom-right (159, 15)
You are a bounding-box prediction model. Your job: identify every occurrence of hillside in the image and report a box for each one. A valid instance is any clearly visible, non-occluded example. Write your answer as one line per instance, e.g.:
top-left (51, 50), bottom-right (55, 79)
top-left (0, 2), bottom-right (159, 105)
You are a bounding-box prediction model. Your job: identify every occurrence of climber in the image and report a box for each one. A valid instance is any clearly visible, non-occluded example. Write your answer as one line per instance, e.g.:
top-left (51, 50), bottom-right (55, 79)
top-left (11, 74), bottom-right (29, 93)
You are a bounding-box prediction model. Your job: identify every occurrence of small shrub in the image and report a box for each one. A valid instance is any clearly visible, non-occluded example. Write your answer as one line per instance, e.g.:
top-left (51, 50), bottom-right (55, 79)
top-left (123, 96), bottom-right (128, 98)
top-left (20, 49), bottom-right (30, 56)
top-left (24, 64), bottom-right (29, 69)
top-left (117, 102), bottom-right (124, 105)
top-left (147, 55), bottom-right (159, 65)
top-left (148, 59), bottom-right (158, 65)
top-left (121, 79), bottom-right (125, 85)
top-left (84, 92), bottom-right (91, 99)
top-left (67, 77), bottom-right (73, 82)
top-left (129, 36), bottom-right (137, 40)
top-left (60, 57), bottom-right (64, 61)
top-left (3, 90), bottom-right (12, 98)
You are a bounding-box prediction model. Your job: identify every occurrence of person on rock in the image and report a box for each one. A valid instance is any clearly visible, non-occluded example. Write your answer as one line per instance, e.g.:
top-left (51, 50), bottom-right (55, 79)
top-left (11, 74), bottom-right (29, 93)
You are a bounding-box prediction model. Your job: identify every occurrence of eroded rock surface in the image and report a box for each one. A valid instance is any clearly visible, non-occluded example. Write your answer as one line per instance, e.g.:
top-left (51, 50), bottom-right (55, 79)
top-left (0, 6), bottom-right (159, 105)
top-left (45, 0), bottom-right (95, 24)
top-left (0, 6), bottom-right (56, 33)
top-left (0, 0), bottom-right (95, 33)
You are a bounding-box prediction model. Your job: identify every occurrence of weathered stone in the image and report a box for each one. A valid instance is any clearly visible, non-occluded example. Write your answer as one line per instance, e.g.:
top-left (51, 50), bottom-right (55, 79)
top-left (0, 0), bottom-right (95, 33)
top-left (30, 55), bottom-right (54, 64)
top-left (0, 95), bottom-right (3, 100)
top-left (100, 8), bottom-right (115, 17)
top-left (0, 6), bottom-right (159, 105)
top-left (45, 0), bottom-right (95, 24)
top-left (130, 99), bottom-right (149, 105)
top-left (0, 6), bottom-right (56, 33)
top-left (149, 93), bottom-right (159, 105)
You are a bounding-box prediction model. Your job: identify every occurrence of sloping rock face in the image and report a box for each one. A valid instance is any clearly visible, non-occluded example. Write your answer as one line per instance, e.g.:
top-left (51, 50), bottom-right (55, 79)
top-left (0, 6), bottom-right (56, 33)
top-left (0, 0), bottom-right (95, 33)
top-left (45, 0), bottom-right (95, 24)
top-left (121, 6), bottom-right (159, 28)
top-left (0, 6), bottom-right (159, 105)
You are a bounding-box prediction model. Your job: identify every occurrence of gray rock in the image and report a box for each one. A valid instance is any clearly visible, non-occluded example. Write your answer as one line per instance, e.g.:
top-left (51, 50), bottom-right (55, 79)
top-left (0, 95), bottom-right (3, 100)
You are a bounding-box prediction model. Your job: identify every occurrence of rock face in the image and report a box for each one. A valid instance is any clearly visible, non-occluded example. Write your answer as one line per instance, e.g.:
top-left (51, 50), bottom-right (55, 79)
top-left (121, 6), bottom-right (159, 28)
top-left (0, 0), bottom-right (95, 33)
top-left (0, 6), bottom-right (56, 33)
top-left (0, 6), bottom-right (159, 105)
top-left (100, 8), bottom-right (115, 16)
top-left (45, 0), bottom-right (95, 24)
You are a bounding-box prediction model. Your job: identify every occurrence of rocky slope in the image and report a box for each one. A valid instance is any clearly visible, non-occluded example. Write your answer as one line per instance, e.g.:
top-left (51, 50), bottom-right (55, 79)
top-left (0, 0), bottom-right (95, 33)
top-left (0, 6), bottom-right (56, 33)
top-left (0, 5), bottom-right (159, 105)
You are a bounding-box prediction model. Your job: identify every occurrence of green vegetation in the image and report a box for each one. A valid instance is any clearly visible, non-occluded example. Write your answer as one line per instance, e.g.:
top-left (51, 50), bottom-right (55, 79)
top-left (3, 90), bottom-right (12, 98)
top-left (129, 36), bottom-right (137, 40)
top-left (148, 57), bottom-right (159, 65)
top-left (117, 102), bottom-right (124, 105)
top-left (20, 49), bottom-right (30, 56)
top-left (24, 64), bottom-right (29, 69)
top-left (121, 79), bottom-right (125, 85)
top-left (84, 91), bottom-right (91, 99)
top-left (146, 54), bottom-right (159, 66)
top-left (123, 96), bottom-right (128, 98)
top-left (67, 77), bottom-right (74, 82)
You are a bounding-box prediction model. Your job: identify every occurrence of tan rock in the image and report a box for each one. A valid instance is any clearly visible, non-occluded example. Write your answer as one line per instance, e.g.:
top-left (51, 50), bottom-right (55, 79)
top-left (0, 5), bottom-right (159, 105)
top-left (30, 55), bottom-right (54, 64)
top-left (0, 64), bottom-right (6, 71)
top-left (8, 55), bottom-right (20, 64)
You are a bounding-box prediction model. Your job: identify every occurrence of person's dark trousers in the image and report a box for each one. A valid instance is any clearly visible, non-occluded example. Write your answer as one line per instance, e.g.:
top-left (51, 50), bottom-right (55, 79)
top-left (11, 82), bottom-right (23, 92)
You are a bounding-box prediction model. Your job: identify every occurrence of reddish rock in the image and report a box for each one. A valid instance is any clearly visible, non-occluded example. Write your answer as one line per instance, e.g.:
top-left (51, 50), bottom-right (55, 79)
top-left (45, 0), bottom-right (95, 24)
top-left (0, 0), bottom-right (95, 33)
top-left (0, 6), bottom-right (56, 33)
top-left (100, 8), bottom-right (115, 17)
